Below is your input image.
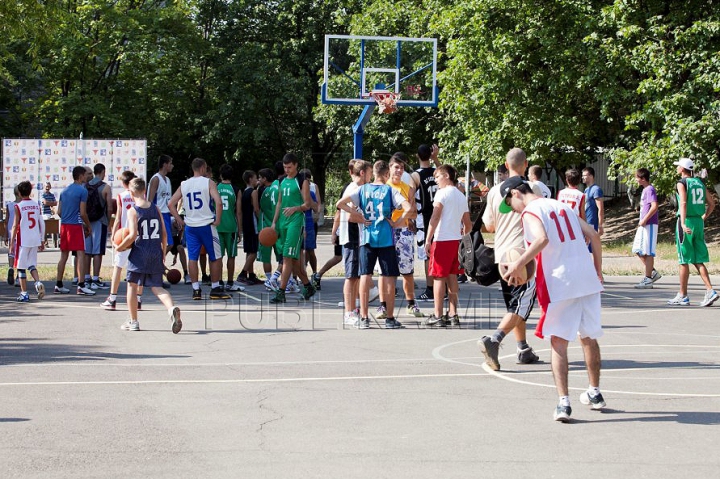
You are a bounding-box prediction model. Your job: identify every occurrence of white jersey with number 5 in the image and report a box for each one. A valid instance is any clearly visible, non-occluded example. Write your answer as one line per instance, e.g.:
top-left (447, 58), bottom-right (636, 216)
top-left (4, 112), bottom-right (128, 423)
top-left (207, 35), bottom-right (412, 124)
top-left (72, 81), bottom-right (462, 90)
top-left (15, 199), bottom-right (44, 247)
top-left (181, 176), bottom-right (214, 227)
top-left (522, 198), bottom-right (602, 304)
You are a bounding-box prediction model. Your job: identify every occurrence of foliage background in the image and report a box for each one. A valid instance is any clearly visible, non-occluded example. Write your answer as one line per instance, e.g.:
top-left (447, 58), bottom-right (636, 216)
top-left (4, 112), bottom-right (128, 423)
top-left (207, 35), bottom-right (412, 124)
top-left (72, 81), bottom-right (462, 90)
top-left (2, 0), bottom-right (719, 203)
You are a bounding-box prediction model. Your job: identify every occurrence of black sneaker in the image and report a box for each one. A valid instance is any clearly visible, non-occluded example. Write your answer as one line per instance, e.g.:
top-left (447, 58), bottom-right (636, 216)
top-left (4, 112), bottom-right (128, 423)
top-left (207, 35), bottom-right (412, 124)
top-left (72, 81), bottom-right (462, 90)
top-left (384, 318), bottom-right (405, 329)
top-left (170, 306), bottom-right (182, 334)
top-left (424, 314), bottom-right (448, 328)
top-left (310, 273), bottom-right (321, 291)
top-left (457, 274), bottom-right (468, 284)
top-left (7, 267), bottom-right (14, 285)
top-left (270, 290), bottom-right (286, 304)
top-left (209, 287), bottom-right (231, 300)
top-left (517, 346), bottom-right (540, 364)
top-left (192, 289), bottom-right (202, 301)
top-left (418, 291), bottom-right (434, 302)
top-left (478, 336), bottom-right (501, 371)
top-left (448, 314), bottom-right (461, 328)
top-left (354, 317), bottom-right (370, 329)
top-left (554, 404), bottom-right (572, 423)
top-left (301, 283), bottom-right (317, 300)
top-left (201, 274), bottom-right (211, 285)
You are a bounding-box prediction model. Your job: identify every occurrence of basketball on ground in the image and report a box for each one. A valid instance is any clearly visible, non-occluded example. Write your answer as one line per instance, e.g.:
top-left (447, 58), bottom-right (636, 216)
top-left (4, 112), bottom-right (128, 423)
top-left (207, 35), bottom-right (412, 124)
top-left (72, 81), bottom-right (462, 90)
top-left (113, 227), bottom-right (130, 246)
top-left (498, 247), bottom-right (536, 285)
top-left (259, 227), bottom-right (278, 247)
top-left (166, 269), bottom-right (182, 284)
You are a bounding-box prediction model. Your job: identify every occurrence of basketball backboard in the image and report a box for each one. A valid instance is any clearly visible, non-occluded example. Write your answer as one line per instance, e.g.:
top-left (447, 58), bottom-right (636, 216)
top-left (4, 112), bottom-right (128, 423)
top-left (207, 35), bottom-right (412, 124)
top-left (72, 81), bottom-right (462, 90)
top-left (321, 35), bottom-right (438, 108)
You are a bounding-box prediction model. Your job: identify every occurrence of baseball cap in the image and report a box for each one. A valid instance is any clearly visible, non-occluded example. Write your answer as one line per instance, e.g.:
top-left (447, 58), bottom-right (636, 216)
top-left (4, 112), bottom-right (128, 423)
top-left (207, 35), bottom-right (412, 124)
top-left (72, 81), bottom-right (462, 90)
top-left (498, 176), bottom-right (527, 213)
top-left (673, 158), bottom-right (694, 170)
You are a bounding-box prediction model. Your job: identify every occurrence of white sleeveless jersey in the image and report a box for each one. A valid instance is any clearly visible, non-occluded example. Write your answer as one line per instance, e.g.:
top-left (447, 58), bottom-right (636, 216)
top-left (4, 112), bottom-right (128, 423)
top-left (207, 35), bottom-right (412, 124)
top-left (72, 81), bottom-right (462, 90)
top-left (151, 173), bottom-right (172, 213)
top-left (522, 198), bottom-right (602, 304)
top-left (117, 190), bottom-right (135, 229)
top-left (556, 187), bottom-right (585, 216)
top-left (181, 176), bottom-right (214, 227)
top-left (15, 199), bottom-right (43, 247)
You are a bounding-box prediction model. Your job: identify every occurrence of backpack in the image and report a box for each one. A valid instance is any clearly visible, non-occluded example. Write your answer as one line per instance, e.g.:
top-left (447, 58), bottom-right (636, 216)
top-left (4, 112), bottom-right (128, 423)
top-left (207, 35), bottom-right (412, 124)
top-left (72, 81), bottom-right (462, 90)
top-left (458, 215), bottom-right (501, 286)
top-left (85, 181), bottom-right (105, 222)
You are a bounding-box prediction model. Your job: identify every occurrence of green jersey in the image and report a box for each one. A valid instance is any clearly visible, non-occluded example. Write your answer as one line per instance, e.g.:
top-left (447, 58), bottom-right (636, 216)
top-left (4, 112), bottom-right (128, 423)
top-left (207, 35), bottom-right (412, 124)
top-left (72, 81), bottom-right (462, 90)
top-left (259, 182), bottom-right (278, 228)
top-left (677, 177), bottom-right (706, 218)
top-left (217, 182), bottom-right (238, 233)
top-left (279, 175), bottom-right (305, 224)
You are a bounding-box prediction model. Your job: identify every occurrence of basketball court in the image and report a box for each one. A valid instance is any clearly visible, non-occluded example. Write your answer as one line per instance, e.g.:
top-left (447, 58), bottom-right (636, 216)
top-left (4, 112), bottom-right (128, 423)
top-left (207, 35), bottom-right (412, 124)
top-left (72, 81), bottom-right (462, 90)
top-left (1, 234), bottom-right (719, 477)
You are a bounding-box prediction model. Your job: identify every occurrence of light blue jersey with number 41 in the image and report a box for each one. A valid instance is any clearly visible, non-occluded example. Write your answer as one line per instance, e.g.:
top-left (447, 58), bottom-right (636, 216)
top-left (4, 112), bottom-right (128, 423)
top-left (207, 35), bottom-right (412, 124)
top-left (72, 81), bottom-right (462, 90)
top-left (351, 183), bottom-right (405, 248)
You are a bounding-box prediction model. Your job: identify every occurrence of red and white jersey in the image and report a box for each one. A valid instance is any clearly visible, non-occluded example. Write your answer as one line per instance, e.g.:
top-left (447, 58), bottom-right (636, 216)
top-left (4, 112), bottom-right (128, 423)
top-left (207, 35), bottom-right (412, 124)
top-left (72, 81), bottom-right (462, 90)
top-left (522, 198), bottom-right (602, 306)
top-left (14, 199), bottom-right (44, 247)
top-left (556, 187), bottom-right (585, 217)
top-left (116, 190), bottom-right (135, 229)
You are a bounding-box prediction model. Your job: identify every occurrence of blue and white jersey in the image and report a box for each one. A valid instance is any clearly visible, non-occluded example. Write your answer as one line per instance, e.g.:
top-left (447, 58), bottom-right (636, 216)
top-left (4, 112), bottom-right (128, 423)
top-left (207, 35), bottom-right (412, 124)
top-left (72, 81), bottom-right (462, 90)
top-left (350, 183), bottom-right (406, 248)
top-left (128, 205), bottom-right (165, 274)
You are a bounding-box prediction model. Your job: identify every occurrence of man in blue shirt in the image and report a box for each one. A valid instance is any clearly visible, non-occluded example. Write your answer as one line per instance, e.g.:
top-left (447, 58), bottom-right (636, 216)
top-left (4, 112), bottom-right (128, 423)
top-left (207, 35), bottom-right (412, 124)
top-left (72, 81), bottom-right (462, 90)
top-left (41, 182), bottom-right (57, 218)
top-left (582, 167), bottom-right (604, 236)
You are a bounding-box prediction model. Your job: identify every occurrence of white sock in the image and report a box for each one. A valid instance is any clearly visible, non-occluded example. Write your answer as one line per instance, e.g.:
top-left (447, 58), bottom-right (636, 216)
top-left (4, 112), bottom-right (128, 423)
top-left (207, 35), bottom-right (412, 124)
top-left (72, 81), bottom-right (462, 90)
top-left (211, 282), bottom-right (220, 289)
top-left (109, 294), bottom-right (117, 301)
top-left (559, 396), bottom-right (570, 407)
top-left (588, 386), bottom-right (600, 397)
top-left (193, 282), bottom-right (200, 290)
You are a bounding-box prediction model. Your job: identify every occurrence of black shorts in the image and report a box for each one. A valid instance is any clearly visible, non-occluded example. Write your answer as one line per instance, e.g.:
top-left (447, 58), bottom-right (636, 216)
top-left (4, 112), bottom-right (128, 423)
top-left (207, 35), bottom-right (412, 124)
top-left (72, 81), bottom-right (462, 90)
top-left (243, 230), bottom-right (259, 254)
top-left (343, 243), bottom-right (360, 279)
top-left (127, 271), bottom-right (164, 288)
top-left (359, 245), bottom-right (400, 277)
top-left (499, 273), bottom-right (537, 320)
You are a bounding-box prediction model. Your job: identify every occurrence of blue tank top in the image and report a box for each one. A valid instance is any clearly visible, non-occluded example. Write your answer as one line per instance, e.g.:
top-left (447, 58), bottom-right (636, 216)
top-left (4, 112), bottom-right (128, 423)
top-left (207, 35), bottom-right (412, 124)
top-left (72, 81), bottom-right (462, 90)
top-left (128, 205), bottom-right (165, 274)
top-left (357, 183), bottom-right (395, 248)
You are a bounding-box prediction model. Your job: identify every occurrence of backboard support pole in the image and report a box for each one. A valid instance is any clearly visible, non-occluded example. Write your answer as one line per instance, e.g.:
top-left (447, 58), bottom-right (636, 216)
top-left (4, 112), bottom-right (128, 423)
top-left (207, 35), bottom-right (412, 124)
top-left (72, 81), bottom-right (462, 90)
top-left (353, 104), bottom-right (376, 159)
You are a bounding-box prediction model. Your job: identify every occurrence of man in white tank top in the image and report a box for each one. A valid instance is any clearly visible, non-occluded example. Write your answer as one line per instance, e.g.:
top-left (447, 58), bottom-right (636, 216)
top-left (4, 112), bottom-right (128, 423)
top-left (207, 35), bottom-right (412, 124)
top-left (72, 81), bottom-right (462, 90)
top-left (556, 168), bottom-right (586, 220)
top-left (168, 158), bottom-right (230, 301)
top-left (147, 154), bottom-right (175, 251)
top-left (500, 176), bottom-right (605, 423)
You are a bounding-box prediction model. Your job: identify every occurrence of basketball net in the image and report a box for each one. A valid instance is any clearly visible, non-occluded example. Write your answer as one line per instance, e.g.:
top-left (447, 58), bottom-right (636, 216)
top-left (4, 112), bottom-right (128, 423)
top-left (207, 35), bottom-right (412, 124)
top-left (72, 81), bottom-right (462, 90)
top-left (369, 90), bottom-right (400, 114)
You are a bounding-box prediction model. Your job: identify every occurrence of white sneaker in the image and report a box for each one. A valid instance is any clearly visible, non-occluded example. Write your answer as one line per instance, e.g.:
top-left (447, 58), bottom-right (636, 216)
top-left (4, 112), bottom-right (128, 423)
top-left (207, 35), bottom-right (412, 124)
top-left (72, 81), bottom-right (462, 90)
top-left (120, 320), bottom-right (140, 331)
top-left (286, 279), bottom-right (300, 293)
top-left (225, 282), bottom-right (246, 292)
top-left (667, 293), bottom-right (690, 306)
top-left (634, 277), bottom-right (653, 289)
top-left (265, 278), bottom-right (280, 292)
top-left (338, 301), bottom-right (345, 308)
top-left (77, 285), bottom-right (96, 295)
top-left (650, 269), bottom-right (662, 283)
top-left (369, 286), bottom-right (380, 303)
top-left (35, 282), bottom-right (45, 300)
top-left (54, 285), bottom-right (70, 294)
top-left (343, 311), bottom-right (359, 325)
top-left (699, 289), bottom-right (719, 307)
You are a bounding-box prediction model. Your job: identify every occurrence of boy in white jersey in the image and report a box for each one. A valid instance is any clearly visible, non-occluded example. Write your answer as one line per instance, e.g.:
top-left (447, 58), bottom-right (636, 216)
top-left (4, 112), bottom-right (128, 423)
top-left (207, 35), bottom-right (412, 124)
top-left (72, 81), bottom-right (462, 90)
top-left (147, 154), bottom-right (175, 255)
top-left (10, 181), bottom-right (46, 302)
top-left (556, 168), bottom-right (586, 219)
top-left (101, 170), bottom-right (142, 310)
top-left (501, 176), bottom-right (605, 423)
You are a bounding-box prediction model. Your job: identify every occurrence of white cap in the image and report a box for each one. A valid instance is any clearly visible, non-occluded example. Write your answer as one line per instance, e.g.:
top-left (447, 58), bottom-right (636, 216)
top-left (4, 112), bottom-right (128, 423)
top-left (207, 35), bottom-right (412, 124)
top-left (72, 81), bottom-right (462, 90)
top-left (673, 157), bottom-right (694, 170)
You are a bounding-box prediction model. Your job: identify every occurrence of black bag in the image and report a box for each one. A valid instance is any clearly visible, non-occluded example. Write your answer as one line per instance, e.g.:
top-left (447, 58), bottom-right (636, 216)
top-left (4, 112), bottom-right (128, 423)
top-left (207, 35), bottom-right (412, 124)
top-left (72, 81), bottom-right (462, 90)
top-left (85, 181), bottom-right (105, 222)
top-left (458, 215), bottom-right (501, 286)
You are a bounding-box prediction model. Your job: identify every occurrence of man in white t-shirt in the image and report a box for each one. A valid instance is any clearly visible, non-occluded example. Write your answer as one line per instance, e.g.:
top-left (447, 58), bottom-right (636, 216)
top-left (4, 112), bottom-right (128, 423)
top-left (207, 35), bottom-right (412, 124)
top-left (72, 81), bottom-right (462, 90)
top-left (500, 175), bottom-right (605, 423)
top-left (528, 165), bottom-right (552, 198)
top-left (424, 165), bottom-right (471, 327)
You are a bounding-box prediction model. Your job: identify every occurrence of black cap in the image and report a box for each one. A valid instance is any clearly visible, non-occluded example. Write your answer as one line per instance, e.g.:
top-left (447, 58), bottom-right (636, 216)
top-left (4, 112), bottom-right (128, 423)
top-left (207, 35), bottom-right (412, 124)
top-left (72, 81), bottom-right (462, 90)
top-left (500, 176), bottom-right (527, 198)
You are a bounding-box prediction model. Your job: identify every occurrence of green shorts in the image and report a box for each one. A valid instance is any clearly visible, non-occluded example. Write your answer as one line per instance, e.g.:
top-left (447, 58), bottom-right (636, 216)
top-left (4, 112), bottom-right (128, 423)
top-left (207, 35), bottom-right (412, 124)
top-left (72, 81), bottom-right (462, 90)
top-left (676, 217), bottom-right (709, 265)
top-left (218, 232), bottom-right (237, 258)
top-left (277, 215), bottom-right (304, 260)
top-left (257, 242), bottom-right (281, 264)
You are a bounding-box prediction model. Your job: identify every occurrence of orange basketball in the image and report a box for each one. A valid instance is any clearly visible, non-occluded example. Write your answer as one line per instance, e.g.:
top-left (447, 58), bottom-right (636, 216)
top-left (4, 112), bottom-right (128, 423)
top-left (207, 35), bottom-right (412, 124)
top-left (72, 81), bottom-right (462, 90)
top-left (113, 227), bottom-right (129, 246)
top-left (498, 247), bottom-right (536, 286)
top-left (166, 269), bottom-right (182, 284)
top-left (259, 227), bottom-right (278, 247)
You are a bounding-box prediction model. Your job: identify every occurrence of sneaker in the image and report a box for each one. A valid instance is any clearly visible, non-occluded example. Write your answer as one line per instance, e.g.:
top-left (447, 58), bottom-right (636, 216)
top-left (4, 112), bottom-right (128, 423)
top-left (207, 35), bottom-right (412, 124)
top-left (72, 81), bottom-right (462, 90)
top-left (35, 282), bottom-right (45, 300)
top-left (201, 274), bottom-right (211, 285)
top-left (667, 293), bottom-right (690, 306)
top-left (579, 390), bottom-right (606, 410)
top-left (343, 310), bottom-right (359, 325)
top-left (90, 280), bottom-right (110, 290)
top-left (478, 336), bottom-right (501, 371)
top-left (448, 314), bottom-right (461, 328)
top-left (699, 289), bottom-right (719, 307)
top-left (457, 273), bottom-right (468, 284)
top-left (424, 314), bottom-right (448, 328)
top-left (209, 287), bottom-right (231, 300)
top-left (634, 276), bottom-right (654, 289)
top-left (311, 273), bottom-right (321, 291)
top-left (406, 304), bottom-right (425, 318)
top-left (650, 269), bottom-right (662, 283)
top-left (418, 291), bottom-right (434, 302)
top-left (170, 306), bottom-right (182, 334)
top-left (368, 286), bottom-right (380, 303)
top-left (248, 276), bottom-right (264, 285)
top-left (286, 279), bottom-right (301, 294)
top-left (7, 267), bottom-right (14, 285)
top-left (384, 318), bottom-right (405, 329)
top-left (375, 305), bottom-right (388, 320)
top-left (270, 290), bottom-right (286, 304)
top-left (101, 297), bottom-right (117, 311)
top-left (54, 285), bottom-right (70, 294)
top-left (517, 346), bottom-right (540, 364)
top-left (225, 282), bottom-right (246, 292)
top-left (192, 289), bottom-right (202, 301)
top-left (301, 283), bottom-right (317, 300)
top-left (77, 285), bottom-right (96, 296)
top-left (554, 404), bottom-right (572, 423)
top-left (184, 274), bottom-right (191, 284)
top-left (16, 292), bottom-right (30, 303)
top-left (71, 278), bottom-right (78, 286)
top-left (354, 317), bottom-right (371, 329)
top-left (236, 274), bottom-right (249, 285)
top-left (120, 320), bottom-right (140, 331)
top-left (265, 278), bottom-right (280, 292)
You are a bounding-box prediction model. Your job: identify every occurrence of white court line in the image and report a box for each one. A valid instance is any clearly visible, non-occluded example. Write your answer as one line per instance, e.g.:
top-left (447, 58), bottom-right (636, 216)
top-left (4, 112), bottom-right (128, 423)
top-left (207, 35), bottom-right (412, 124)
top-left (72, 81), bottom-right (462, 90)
top-left (0, 372), bottom-right (488, 387)
top-left (602, 292), bottom-right (635, 300)
top-left (432, 338), bottom-right (720, 398)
